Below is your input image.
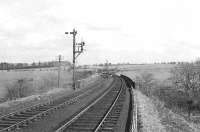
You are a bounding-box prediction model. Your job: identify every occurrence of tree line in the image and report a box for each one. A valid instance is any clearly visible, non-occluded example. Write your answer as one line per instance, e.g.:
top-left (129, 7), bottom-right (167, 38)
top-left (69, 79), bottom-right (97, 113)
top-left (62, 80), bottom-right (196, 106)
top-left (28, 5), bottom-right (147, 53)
top-left (0, 61), bottom-right (71, 70)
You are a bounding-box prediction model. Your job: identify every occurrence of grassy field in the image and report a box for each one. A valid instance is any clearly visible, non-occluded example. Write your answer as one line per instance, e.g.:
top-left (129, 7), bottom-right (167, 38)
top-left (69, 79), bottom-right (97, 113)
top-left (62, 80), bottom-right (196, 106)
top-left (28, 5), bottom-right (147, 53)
top-left (117, 64), bottom-right (189, 112)
top-left (0, 69), bottom-right (73, 99)
top-left (118, 64), bottom-right (174, 81)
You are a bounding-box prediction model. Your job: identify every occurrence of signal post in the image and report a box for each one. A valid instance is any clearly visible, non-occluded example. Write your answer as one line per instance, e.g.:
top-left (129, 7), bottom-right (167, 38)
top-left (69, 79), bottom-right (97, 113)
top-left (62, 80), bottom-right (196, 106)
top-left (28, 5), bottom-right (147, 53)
top-left (65, 29), bottom-right (85, 90)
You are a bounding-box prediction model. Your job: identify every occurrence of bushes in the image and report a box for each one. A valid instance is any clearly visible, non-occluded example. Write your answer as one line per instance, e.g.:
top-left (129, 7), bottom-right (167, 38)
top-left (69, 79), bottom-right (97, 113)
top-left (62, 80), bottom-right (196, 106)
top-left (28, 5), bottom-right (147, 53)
top-left (136, 72), bottom-right (190, 113)
top-left (2, 70), bottom-right (94, 102)
top-left (4, 76), bottom-right (58, 101)
top-left (75, 70), bottom-right (93, 80)
top-left (35, 75), bottom-right (57, 92)
top-left (136, 72), bottom-right (155, 96)
top-left (5, 79), bottom-right (35, 100)
top-left (170, 63), bottom-right (200, 98)
top-left (153, 86), bottom-right (189, 112)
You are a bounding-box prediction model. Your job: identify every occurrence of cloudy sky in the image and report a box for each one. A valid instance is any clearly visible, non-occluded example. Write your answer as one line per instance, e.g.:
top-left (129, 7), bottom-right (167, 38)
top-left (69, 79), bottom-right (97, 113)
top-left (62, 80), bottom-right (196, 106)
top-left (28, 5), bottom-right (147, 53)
top-left (0, 0), bottom-right (200, 64)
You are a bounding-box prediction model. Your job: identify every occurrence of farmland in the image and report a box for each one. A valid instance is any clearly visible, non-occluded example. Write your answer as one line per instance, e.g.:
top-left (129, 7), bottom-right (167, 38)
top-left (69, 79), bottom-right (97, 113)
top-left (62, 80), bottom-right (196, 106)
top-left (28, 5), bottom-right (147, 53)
top-left (0, 69), bottom-right (72, 99)
top-left (0, 64), bottom-right (178, 101)
top-left (117, 64), bottom-right (173, 81)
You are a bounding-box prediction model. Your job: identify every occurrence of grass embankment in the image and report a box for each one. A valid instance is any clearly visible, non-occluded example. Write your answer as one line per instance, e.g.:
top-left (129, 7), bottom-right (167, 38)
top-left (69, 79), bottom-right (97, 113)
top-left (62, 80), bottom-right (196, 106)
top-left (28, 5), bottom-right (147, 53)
top-left (119, 64), bottom-right (200, 131)
top-left (152, 96), bottom-right (200, 132)
top-left (136, 90), bottom-right (200, 132)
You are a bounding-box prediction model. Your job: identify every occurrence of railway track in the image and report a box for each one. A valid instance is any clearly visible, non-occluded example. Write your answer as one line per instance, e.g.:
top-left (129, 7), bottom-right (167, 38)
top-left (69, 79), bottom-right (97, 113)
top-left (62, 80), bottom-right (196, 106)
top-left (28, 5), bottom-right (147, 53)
top-left (0, 77), bottom-right (113, 132)
top-left (55, 77), bottom-right (126, 132)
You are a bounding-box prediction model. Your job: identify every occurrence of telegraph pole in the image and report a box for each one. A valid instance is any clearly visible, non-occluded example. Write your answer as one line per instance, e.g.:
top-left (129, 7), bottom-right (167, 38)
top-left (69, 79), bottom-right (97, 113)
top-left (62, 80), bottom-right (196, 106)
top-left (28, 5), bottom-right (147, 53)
top-left (39, 61), bottom-right (41, 71)
top-left (65, 29), bottom-right (85, 90)
top-left (57, 54), bottom-right (63, 88)
top-left (106, 60), bottom-right (109, 73)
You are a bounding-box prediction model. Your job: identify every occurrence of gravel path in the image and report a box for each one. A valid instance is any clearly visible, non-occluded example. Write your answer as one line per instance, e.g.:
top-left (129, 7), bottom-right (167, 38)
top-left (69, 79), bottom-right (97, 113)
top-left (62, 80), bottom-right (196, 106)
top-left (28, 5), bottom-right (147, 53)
top-left (135, 90), bottom-right (166, 132)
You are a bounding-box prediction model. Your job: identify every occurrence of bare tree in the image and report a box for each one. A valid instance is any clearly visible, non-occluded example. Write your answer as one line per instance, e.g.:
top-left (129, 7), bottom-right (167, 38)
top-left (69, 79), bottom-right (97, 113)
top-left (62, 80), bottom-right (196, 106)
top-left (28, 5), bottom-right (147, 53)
top-left (171, 63), bottom-right (200, 98)
top-left (195, 57), bottom-right (200, 64)
top-left (170, 61), bottom-right (200, 118)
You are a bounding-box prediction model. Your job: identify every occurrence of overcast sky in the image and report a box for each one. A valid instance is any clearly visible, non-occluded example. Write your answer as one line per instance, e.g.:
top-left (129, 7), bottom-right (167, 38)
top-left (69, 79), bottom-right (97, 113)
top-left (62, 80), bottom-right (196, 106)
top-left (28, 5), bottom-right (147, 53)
top-left (0, 0), bottom-right (200, 64)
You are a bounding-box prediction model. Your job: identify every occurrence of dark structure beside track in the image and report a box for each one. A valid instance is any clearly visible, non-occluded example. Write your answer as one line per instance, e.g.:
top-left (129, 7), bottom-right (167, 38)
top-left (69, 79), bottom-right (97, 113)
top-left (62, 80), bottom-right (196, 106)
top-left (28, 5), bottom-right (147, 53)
top-left (120, 74), bottom-right (135, 132)
top-left (120, 74), bottom-right (135, 89)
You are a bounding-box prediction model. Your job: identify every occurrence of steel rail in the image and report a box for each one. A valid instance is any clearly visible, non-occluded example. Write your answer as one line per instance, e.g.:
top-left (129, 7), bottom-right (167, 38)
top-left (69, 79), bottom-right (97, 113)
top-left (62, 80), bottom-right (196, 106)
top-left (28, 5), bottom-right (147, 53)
top-left (0, 77), bottom-right (113, 132)
top-left (55, 80), bottom-right (115, 132)
top-left (0, 75), bottom-right (103, 121)
top-left (0, 89), bottom-right (92, 132)
top-left (94, 81), bottom-right (123, 132)
top-left (55, 77), bottom-right (124, 132)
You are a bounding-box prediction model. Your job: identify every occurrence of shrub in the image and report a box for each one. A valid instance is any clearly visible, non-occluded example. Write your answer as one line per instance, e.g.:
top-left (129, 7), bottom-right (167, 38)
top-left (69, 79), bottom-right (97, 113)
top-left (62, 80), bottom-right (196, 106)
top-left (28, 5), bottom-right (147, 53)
top-left (136, 72), bottom-right (155, 96)
top-left (5, 78), bottom-right (34, 100)
top-left (75, 70), bottom-right (93, 80)
top-left (36, 75), bottom-right (57, 92)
